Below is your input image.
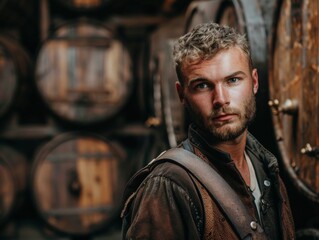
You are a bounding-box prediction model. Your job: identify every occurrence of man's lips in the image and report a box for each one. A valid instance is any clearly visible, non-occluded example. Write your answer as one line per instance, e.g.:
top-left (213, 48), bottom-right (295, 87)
top-left (211, 114), bottom-right (236, 122)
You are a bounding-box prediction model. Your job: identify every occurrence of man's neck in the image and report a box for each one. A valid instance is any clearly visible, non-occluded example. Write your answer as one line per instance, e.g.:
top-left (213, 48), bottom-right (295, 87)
top-left (195, 126), bottom-right (248, 164)
top-left (195, 125), bottom-right (250, 184)
top-left (213, 131), bottom-right (247, 163)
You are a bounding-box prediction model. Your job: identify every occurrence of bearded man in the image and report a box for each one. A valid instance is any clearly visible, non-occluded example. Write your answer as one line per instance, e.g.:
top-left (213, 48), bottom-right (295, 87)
top-left (121, 22), bottom-right (295, 240)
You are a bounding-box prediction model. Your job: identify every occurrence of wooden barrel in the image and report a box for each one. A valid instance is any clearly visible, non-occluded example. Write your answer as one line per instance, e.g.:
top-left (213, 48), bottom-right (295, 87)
top-left (0, 35), bottom-right (31, 120)
top-left (149, 16), bottom-right (186, 147)
top-left (0, 145), bottom-right (28, 226)
top-left (52, 0), bottom-right (111, 12)
top-left (35, 20), bottom-right (132, 125)
top-left (31, 132), bottom-right (126, 236)
top-left (268, 0), bottom-right (319, 202)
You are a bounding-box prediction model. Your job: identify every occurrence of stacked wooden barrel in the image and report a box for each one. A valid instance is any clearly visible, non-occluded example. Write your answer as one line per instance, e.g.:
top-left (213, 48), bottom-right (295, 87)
top-left (35, 19), bottom-right (132, 125)
top-left (0, 0), bottom-right (169, 239)
top-left (31, 132), bottom-right (125, 236)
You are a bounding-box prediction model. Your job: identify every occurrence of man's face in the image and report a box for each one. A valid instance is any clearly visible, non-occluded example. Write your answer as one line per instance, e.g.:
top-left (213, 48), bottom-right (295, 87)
top-left (176, 47), bottom-right (258, 142)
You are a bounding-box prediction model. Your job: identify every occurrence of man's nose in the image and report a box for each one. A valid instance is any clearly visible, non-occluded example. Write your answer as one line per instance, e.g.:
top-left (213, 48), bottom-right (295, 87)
top-left (212, 85), bottom-right (229, 109)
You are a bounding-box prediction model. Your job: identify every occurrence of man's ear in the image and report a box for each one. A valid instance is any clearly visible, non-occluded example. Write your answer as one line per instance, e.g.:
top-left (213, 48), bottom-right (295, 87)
top-left (252, 69), bottom-right (259, 94)
top-left (175, 81), bottom-right (185, 104)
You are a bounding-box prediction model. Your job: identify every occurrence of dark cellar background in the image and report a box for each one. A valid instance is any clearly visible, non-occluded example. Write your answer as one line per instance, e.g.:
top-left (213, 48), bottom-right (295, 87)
top-left (0, 0), bottom-right (319, 239)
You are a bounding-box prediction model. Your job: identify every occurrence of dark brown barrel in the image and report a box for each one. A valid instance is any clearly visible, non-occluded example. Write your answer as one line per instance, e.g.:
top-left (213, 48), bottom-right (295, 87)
top-left (35, 20), bottom-right (132, 125)
top-left (268, 0), bottom-right (319, 202)
top-left (52, 0), bottom-right (111, 12)
top-left (31, 132), bottom-right (126, 236)
top-left (0, 145), bottom-right (28, 226)
top-left (0, 35), bottom-right (31, 119)
top-left (149, 16), bottom-right (186, 147)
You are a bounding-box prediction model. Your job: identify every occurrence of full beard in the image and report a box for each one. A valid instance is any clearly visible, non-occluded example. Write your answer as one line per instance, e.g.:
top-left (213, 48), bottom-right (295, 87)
top-left (185, 93), bottom-right (256, 142)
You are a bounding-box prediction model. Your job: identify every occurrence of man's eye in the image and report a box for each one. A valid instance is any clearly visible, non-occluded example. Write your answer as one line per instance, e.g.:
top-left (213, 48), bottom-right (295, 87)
top-left (195, 83), bottom-right (209, 89)
top-left (228, 77), bottom-right (240, 84)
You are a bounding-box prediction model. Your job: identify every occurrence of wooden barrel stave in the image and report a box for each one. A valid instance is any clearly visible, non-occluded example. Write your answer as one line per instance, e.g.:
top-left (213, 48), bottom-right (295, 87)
top-left (35, 20), bottom-right (132, 125)
top-left (31, 132), bottom-right (125, 235)
top-left (269, 0), bottom-right (319, 202)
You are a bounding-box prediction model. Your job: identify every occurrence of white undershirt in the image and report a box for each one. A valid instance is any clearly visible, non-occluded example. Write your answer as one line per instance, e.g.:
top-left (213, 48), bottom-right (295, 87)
top-left (245, 151), bottom-right (261, 220)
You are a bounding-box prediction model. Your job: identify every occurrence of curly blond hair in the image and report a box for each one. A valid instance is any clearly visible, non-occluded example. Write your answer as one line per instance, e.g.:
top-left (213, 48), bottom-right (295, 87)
top-left (173, 22), bottom-right (252, 85)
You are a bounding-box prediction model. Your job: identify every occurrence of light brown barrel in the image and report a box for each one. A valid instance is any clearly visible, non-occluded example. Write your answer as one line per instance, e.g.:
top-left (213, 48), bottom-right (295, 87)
top-left (0, 145), bottom-right (28, 226)
top-left (0, 35), bottom-right (31, 119)
top-left (35, 20), bottom-right (132, 125)
top-left (31, 132), bottom-right (126, 236)
top-left (268, 0), bottom-right (319, 202)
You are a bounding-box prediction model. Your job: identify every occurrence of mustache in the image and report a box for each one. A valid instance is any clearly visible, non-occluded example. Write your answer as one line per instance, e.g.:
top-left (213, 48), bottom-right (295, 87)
top-left (210, 107), bottom-right (241, 118)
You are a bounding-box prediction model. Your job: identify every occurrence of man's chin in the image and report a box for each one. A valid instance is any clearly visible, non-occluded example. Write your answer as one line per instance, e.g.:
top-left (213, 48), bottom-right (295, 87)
top-left (209, 125), bottom-right (246, 141)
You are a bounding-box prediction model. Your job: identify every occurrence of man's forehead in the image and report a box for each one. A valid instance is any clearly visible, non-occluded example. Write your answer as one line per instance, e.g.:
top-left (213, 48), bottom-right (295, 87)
top-left (181, 47), bottom-right (249, 71)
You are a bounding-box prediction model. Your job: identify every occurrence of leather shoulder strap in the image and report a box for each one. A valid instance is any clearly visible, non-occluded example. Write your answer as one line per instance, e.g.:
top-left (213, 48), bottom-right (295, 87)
top-left (155, 147), bottom-right (267, 240)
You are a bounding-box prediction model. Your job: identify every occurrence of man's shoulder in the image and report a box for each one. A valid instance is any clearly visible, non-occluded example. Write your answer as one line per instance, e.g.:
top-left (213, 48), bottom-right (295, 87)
top-left (146, 160), bottom-right (197, 190)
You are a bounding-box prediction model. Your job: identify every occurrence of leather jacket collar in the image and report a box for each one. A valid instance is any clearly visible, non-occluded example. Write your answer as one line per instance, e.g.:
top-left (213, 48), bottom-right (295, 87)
top-left (188, 123), bottom-right (279, 174)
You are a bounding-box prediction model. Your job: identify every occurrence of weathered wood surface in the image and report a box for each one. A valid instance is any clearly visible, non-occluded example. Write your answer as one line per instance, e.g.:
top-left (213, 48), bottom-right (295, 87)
top-left (35, 21), bottom-right (132, 124)
top-left (269, 0), bottom-right (319, 201)
top-left (31, 132), bottom-right (124, 235)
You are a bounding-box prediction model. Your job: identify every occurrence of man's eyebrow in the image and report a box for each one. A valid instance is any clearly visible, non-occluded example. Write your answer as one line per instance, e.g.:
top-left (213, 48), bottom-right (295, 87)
top-left (188, 77), bottom-right (207, 87)
top-left (225, 71), bottom-right (246, 79)
top-left (188, 71), bottom-right (246, 86)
